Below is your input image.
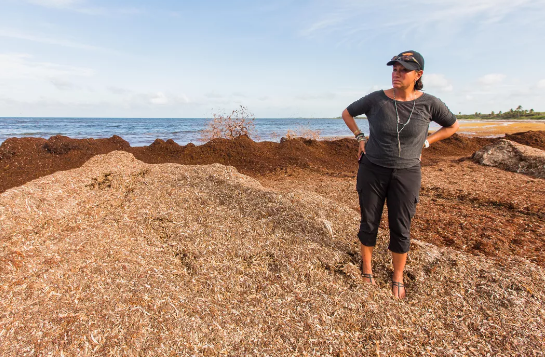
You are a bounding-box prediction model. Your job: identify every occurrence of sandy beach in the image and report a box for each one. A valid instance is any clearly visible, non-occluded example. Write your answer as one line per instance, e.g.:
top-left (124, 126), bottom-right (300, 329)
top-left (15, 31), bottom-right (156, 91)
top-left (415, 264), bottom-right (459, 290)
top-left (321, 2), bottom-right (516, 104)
top-left (317, 119), bottom-right (545, 142)
top-left (456, 120), bottom-right (545, 136)
top-left (1, 126), bottom-right (544, 355)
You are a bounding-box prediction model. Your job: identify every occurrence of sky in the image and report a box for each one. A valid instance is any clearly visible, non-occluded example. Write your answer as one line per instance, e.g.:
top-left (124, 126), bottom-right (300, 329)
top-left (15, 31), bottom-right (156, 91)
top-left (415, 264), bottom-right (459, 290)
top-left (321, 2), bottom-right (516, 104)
top-left (0, 0), bottom-right (544, 118)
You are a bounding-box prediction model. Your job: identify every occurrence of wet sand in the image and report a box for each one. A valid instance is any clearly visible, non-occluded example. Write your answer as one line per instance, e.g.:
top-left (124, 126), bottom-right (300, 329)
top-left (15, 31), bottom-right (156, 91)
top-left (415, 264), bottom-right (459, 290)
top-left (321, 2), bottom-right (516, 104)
top-left (320, 120), bottom-right (545, 141)
top-left (456, 120), bottom-right (545, 136)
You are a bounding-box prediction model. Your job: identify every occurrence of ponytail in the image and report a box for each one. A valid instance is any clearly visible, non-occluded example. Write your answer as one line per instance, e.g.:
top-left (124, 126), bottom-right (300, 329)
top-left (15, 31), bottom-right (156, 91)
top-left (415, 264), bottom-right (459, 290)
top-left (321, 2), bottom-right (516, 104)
top-left (414, 76), bottom-right (424, 90)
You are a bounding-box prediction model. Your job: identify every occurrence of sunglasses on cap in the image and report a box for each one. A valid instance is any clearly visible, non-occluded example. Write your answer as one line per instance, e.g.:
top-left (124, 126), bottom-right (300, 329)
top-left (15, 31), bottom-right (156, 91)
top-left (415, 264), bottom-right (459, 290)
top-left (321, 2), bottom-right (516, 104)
top-left (391, 55), bottom-right (421, 68)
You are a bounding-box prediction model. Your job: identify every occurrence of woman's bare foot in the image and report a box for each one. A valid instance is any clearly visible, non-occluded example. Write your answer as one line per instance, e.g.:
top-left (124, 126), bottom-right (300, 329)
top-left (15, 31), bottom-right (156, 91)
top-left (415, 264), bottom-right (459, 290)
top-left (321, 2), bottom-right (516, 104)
top-left (392, 281), bottom-right (406, 299)
top-left (391, 252), bottom-right (407, 298)
top-left (362, 273), bottom-right (376, 285)
top-left (360, 245), bottom-right (376, 285)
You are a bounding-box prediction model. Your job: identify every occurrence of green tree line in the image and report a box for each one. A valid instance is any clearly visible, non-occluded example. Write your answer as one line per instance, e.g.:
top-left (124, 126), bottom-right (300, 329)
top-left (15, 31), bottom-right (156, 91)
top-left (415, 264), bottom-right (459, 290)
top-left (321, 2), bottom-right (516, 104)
top-left (457, 105), bottom-right (545, 120)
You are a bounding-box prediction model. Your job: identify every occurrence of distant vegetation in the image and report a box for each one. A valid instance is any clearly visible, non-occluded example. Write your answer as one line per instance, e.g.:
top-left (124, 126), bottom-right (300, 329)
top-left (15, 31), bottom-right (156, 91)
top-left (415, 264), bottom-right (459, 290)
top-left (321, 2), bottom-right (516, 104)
top-left (457, 105), bottom-right (545, 120)
top-left (334, 106), bottom-right (544, 120)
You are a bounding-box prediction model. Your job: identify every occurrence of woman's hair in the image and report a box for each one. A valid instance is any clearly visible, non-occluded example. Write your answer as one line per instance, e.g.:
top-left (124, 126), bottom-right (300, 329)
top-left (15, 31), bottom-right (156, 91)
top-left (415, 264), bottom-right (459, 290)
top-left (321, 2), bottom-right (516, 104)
top-left (414, 76), bottom-right (424, 90)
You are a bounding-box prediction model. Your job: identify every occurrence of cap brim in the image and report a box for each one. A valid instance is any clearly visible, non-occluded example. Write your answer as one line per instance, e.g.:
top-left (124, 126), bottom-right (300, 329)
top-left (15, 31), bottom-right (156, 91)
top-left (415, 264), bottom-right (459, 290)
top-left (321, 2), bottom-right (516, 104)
top-left (386, 60), bottom-right (420, 71)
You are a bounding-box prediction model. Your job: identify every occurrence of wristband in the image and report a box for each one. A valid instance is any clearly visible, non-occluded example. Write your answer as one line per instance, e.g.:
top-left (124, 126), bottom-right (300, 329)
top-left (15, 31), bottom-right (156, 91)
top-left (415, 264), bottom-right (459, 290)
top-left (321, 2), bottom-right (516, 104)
top-left (356, 133), bottom-right (366, 143)
top-left (423, 139), bottom-right (430, 148)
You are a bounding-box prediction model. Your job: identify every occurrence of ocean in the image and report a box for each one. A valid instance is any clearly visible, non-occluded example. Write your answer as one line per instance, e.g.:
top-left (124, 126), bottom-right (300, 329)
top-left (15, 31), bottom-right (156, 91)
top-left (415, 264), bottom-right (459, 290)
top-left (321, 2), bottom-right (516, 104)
top-left (0, 117), bottom-right (442, 146)
top-left (0, 117), bottom-right (366, 146)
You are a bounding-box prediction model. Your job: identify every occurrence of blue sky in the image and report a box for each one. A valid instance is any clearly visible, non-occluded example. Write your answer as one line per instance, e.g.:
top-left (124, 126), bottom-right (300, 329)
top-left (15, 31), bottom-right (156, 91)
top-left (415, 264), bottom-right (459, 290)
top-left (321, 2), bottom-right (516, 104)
top-left (0, 0), bottom-right (544, 118)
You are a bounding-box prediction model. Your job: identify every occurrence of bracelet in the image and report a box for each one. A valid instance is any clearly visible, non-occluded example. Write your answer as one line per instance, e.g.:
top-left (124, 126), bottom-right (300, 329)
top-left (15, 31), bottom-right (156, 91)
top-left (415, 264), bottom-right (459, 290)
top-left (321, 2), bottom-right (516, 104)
top-left (353, 129), bottom-right (362, 136)
top-left (356, 133), bottom-right (366, 143)
top-left (423, 139), bottom-right (430, 148)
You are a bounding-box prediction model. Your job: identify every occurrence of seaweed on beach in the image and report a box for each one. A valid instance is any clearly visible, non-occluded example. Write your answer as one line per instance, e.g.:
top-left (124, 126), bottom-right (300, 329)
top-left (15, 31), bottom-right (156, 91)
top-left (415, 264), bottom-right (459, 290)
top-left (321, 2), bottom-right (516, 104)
top-left (1, 151), bottom-right (544, 356)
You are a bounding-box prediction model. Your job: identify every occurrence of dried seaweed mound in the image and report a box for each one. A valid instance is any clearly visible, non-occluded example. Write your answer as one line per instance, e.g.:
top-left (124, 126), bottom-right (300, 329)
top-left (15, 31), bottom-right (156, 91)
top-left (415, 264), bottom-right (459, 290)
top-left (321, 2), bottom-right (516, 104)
top-left (1, 151), bottom-right (544, 356)
top-left (505, 130), bottom-right (545, 151)
top-left (473, 139), bottom-right (545, 178)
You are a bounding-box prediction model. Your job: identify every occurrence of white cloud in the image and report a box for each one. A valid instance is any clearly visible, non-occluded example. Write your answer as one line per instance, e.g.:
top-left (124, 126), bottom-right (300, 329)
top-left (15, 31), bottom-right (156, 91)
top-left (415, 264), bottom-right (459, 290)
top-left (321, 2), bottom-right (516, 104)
top-left (0, 53), bottom-right (93, 80)
top-left (150, 92), bottom-right (168, 105)
top-left (295, 92), bottom-right (336, 101)
top-left (299, 16), bottom-right (343, 38)
top-left (179, 94), bottom-right (190, 103)
top-left (204, 91), bottom-right (251, 102)
top-left (0, 88), bottom-right (194, 116)
top-left (478, 73), bottom-right (506, 85)
top-left (117, 7), bottom-right (144, 15)
top-left (27, 0), bottom-right (83, 8)
top-left (538, 79), bottom-right (545, 88)
top-left (49, 78), bottom-right (81, 90)
top-left (0, 29), bottom-right (107, 51)
top-left (25, 0), bottom-right (144, 16)
top-left (205, 91), bottom-right (224, 99)
top-left (147, 92), bottom-right (190, 105)
top-left (424, 74), bottom-right (453, 92)
top-left (108, 86), bottom-right (133, 95)
top-left (299, 0), bottom-right (544, 42)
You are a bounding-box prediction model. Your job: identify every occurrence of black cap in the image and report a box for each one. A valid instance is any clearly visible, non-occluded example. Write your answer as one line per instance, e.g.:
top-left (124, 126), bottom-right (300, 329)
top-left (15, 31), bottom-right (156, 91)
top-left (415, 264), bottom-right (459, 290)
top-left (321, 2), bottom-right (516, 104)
top-left (387, 50), bottom-right (424, 71)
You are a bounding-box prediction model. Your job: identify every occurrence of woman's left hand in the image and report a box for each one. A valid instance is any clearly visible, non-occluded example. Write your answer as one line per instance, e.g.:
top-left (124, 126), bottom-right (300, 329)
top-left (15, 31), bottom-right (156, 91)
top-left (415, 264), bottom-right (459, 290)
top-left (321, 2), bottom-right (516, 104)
top-left (358, 140), bottom-right (366, 159)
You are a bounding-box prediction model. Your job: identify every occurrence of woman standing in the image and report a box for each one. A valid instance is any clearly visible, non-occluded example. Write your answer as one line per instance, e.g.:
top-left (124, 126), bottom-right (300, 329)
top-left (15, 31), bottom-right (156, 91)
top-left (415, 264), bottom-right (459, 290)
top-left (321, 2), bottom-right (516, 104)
top-left (342, 51), bottom-right (459, 299)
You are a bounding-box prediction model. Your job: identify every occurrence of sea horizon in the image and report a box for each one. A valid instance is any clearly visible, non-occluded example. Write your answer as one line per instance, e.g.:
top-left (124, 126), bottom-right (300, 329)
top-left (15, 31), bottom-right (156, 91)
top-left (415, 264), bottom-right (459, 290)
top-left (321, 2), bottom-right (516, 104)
top-left (0, 117), bottom-right (375, 147)
top-left (5, 116), bottom-right (538, 147)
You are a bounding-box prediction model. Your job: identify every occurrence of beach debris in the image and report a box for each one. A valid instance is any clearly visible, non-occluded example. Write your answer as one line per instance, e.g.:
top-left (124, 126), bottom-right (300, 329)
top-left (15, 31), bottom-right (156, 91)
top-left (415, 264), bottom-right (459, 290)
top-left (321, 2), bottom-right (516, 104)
top-left (199, 105), bottom-right (257, 142)
top-left (0, 151), bottom-right (544, 355)
top-left (472, 139), bottom-right (545, 178)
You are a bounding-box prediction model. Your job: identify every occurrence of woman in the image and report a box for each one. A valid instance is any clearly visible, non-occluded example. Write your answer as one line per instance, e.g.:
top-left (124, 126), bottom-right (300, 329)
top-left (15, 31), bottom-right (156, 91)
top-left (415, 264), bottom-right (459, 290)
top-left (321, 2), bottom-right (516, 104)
top-left (341, 50), bottom-right (459, 299)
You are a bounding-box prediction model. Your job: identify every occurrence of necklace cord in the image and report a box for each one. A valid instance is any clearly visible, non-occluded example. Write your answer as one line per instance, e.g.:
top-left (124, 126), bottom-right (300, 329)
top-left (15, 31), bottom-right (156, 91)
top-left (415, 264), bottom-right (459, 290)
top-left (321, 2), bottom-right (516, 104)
top-left (393, 89), bottom-right (416, 157)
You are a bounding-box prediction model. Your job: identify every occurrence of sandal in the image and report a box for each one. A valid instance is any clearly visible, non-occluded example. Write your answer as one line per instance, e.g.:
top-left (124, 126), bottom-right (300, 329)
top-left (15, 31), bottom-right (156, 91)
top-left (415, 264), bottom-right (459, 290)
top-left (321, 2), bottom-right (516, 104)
top-left (392, 281), bottom-right (405, 298)
top-left (362, 273), bottom-right (375, 284)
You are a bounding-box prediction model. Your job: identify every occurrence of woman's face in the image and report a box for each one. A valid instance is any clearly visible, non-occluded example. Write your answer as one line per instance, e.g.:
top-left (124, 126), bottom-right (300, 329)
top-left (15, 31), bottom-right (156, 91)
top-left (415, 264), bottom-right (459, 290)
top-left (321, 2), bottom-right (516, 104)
top-left (392, 63), bottom-right (422, 90)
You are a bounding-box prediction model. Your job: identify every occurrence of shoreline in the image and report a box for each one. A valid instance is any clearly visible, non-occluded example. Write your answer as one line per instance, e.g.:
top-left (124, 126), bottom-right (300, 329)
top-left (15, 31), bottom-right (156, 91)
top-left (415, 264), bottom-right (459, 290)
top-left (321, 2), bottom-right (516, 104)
top-left (1, 118), bottom-right (543, 145)
top-left (455, 120), bottom-right (545, 137)
top-left (2, 122), bottom-right (543, 146)
top-left (302, 120), bottom-right (545, 141)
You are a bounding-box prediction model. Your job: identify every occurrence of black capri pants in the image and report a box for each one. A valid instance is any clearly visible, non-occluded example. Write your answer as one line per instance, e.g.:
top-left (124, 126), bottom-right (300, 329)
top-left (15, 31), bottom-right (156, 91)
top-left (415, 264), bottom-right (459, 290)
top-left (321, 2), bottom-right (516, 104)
top-left (356, 154), bottom-right (421, 254)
